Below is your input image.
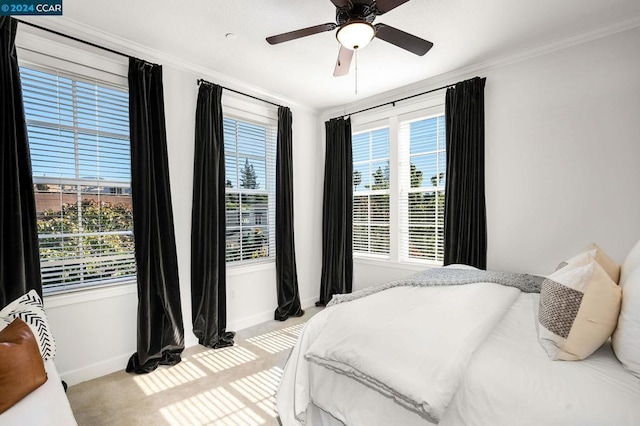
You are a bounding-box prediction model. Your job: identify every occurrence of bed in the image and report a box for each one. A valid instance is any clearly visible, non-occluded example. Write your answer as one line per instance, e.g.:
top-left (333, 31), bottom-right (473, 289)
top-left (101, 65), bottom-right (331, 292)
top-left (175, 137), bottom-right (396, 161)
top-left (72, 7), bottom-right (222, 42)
top-left (277, 243), bottom-right (640, 425)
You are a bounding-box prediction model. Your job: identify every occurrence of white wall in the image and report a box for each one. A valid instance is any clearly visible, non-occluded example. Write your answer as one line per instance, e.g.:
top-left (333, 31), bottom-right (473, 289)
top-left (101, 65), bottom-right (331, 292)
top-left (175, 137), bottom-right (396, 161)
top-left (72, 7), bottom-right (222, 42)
top-left (340, 25), bottom-right (640, 286)
top-left (17, 25), bottom-right (323, 385)
top-left (484, 26), bottom-right (640, 274)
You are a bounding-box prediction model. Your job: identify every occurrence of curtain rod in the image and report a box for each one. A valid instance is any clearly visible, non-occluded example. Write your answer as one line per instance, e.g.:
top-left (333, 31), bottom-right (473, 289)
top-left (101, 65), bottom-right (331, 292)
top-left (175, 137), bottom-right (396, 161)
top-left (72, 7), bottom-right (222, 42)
top-left (333, 77), bottom-right (480, 120)
top-left (15, 19), bottom-right (154, 65)
top-left (197, 78), bottom-right (283, 109)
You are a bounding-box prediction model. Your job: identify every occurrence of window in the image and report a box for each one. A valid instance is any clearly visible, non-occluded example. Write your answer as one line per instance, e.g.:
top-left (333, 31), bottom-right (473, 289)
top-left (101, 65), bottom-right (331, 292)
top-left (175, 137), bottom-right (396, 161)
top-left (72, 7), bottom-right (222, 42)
top-left (21, 66), bottom-right (135, 293)
top-left (399, 114), bottom-right (446, 262)
top-left (224, 116), bottom-right (276, 264)
top-left (352, 127), bottom-right (390, 256)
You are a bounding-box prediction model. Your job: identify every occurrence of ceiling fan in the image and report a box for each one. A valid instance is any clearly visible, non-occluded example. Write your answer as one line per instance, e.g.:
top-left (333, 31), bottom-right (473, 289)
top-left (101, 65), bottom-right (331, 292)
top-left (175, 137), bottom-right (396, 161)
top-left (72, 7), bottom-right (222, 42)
top-left (266, 0), bottom-right (433, 77)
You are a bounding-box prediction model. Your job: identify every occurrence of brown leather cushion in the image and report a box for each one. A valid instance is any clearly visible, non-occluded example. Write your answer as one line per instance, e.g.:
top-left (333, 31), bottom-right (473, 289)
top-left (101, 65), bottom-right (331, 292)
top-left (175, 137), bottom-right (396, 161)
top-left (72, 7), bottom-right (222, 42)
top-left (0, 318), bottom-right (48, 414)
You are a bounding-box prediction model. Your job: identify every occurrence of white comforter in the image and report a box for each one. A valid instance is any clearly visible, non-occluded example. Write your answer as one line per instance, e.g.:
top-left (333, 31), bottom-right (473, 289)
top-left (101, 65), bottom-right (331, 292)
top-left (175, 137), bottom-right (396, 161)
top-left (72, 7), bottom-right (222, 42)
top-left (278, 282), bottom-right (520, 425)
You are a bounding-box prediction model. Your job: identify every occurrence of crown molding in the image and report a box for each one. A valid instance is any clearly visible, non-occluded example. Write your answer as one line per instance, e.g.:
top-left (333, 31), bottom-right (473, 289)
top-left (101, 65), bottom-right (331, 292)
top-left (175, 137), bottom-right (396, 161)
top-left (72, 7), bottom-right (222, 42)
top-left (321, 13), bottom-right (640, 119)
top-left (16, 16), bottom-right (320, 115)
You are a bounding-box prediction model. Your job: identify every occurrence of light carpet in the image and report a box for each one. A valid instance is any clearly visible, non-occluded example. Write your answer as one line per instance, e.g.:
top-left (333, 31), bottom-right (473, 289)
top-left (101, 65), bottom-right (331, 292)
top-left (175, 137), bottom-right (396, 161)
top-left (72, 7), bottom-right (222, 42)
top-left (67, 307), bottom-right (320, 426)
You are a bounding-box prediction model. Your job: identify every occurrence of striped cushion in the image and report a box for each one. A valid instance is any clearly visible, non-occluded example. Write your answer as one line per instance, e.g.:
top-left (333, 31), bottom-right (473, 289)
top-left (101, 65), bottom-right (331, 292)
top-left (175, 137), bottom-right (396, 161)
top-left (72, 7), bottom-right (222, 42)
top-left (538, 254), bottom-right (621, 361)
top-left (0, 290), bottom-right (56, 361)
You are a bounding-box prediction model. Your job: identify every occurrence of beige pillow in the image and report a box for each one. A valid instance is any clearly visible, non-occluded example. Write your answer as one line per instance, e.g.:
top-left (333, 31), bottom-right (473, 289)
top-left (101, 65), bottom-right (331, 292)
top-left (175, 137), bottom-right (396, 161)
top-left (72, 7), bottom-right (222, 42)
top-left (561, 243), bottom-right (620, 283)
top-left (538, 254), bottom-right (622, 361)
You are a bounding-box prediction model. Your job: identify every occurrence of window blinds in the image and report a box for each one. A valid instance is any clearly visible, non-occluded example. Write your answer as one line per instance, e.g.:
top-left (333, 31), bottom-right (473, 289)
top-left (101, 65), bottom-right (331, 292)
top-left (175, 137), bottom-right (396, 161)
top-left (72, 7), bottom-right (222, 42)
top-left (21, 66), bottom-right (135, 292)
top-left (224, 116), bottom-right (277, 264)
top-left (399, 114), bottom-right (446, 262)
top-left (352, 127), bottom-right (390, 256)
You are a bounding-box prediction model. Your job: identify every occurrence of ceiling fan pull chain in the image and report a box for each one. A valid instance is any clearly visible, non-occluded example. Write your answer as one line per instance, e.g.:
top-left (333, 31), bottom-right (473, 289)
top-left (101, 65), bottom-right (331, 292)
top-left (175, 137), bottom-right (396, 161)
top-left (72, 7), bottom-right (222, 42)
top-left (355, 48), bottom-right (358, 95)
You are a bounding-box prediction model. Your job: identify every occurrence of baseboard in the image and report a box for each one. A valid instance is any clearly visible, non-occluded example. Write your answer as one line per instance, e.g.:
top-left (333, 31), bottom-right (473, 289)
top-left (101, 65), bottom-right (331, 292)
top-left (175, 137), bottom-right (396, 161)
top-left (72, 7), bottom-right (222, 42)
top-left (64, 298), bottom-right (320, 385)
top-left (59, 352), bottom-right (132, 386)
top-left (301, 296), bottom-right (318, 310)
top-left (223, 297), bottom-right (319, 336)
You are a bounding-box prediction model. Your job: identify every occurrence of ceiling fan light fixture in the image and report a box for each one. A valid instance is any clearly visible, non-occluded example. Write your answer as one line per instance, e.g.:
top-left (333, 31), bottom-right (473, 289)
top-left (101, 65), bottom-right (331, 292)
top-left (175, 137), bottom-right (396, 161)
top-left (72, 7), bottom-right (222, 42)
top-left (336, 21), bottom-right (375, 50)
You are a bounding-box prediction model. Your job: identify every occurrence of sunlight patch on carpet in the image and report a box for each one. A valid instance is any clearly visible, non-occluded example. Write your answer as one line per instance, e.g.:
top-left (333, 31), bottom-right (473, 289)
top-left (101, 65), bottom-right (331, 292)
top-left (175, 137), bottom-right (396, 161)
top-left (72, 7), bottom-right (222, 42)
top-left (229, 367), bottom-right (283, 418)
top-left (192, 345), bottom-right (259, 373)
top-left (246, 328), bottom-right (300, 354)
top-left (133, 359), bottom-right (207, 396)
top-left (160, 387), bottom-right (265, 426)
top-left (281, 322), bottom-right (306, 337)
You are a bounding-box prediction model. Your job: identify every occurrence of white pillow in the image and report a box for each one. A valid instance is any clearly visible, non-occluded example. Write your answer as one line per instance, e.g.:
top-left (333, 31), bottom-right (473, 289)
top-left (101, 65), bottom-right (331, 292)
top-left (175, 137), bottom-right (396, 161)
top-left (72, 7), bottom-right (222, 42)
top-left (0, 290), bottom-right (56, 361)
top-left (538, 254), bottom-right (621, 361)
top-left (620, 239), bottom-right (640, 287)
top-left (612, 267), bottom-right (640, 378)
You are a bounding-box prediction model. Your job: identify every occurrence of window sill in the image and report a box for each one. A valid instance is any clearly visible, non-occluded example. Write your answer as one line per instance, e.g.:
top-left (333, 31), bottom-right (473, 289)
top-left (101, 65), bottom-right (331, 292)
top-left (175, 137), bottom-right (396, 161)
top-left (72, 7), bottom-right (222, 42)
top-left (43, 280), bottom-right (137, 309)
top-left (226, 260), bottom-right (275, 277)
top-left (354, 257), bottom-right (442, 271)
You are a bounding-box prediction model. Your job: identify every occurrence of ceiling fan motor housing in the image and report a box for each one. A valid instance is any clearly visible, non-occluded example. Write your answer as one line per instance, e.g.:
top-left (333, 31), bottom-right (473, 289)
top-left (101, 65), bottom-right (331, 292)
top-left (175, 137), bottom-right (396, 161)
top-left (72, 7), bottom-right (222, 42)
top-left (335, 3), bottom-right (377, 26)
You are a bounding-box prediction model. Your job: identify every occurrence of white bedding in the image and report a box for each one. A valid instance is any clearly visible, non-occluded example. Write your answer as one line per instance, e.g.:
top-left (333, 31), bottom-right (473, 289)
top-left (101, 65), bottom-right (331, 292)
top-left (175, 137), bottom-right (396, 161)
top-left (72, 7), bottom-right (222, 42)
top-left (279, 282), bottom-right (520, 425)
top-left (278, 288), bottom-right (640, 426)
top-left (440, 293), bottom-right (640, 426)
top-left (0, 359), bottom-right (77, 426)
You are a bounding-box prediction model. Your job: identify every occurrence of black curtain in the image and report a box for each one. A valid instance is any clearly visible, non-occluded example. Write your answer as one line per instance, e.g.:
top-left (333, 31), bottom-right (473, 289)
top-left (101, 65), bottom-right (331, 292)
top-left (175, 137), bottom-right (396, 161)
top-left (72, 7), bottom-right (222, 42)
top-left (0, 17), bottom-right (42, 308)
top-left (317, 117), bottom-right (353, 306)
top-left (126, 57), bottom-right (184, 374)
top-left (443, 77), bottom-right (487, 269)
top-left (274, 106), bottom-right (303, 321)
top-left (191, 82), bottom-right (234, 348)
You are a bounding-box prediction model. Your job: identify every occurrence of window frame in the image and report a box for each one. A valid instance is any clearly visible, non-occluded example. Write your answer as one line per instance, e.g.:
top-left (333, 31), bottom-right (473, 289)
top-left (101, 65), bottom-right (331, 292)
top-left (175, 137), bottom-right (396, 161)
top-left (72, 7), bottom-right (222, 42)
top-left (352, 125), bottom-right (391, 259)
top-left (19, 61), bottom-right (134, 295)
top-left (349, 101), bottom-right (446, 267)
top-left (398, 112), bottom-right (447, 264)
top-left (222, 107), bottom-right (277, 268)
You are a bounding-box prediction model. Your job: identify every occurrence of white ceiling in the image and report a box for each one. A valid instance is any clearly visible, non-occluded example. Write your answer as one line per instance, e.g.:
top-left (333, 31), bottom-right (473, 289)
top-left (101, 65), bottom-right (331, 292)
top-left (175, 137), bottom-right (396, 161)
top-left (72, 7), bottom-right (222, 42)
top-left (41, 0), bottom-right (640, 110)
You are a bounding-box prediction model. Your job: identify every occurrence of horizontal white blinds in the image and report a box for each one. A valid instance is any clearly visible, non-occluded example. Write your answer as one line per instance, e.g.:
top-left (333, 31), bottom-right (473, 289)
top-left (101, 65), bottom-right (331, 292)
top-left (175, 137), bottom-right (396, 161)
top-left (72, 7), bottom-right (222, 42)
top-left (399, 114), bottom-right (446, 262)
top-left (224, 116), bottom-right (276, 264)
top-left (353, 127), bottom-right (390, 256)
top-left (21, 66), bottom-right (135, 293)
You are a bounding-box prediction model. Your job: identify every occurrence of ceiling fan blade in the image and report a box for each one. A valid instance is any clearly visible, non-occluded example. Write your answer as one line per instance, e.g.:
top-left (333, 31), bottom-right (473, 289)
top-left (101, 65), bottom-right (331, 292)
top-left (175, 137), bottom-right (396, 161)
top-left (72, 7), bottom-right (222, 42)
top-left (374, 23), bottom-right (433, 56)
top-left (330, 0), bottom-right (351, 8)
top-left (333, 46), bottom-right (354, 77)
top-left (375, 0), bottom-right (411, 14)
top-left (266, 23), bottom-right (337, 45)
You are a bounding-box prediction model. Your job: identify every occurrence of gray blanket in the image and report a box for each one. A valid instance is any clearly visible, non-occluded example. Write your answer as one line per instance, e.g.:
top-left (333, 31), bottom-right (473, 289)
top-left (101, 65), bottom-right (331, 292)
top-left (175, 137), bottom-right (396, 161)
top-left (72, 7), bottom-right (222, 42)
top-left (328, 267), bottom-right (543, 307)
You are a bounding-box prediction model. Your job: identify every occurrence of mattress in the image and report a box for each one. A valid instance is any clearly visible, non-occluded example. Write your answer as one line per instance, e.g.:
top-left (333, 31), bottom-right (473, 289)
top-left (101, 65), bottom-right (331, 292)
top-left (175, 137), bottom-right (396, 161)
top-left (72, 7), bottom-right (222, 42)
top-left (0, 359), bottom-right (77, 426)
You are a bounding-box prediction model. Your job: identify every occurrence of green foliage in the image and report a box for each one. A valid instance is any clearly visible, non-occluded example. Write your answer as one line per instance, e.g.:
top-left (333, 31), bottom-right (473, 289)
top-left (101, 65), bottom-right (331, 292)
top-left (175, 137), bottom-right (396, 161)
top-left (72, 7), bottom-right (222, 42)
top-left (37, 199), bottom-right (135, 284)
top-left (353, 169), bottom-right (362, 189)
top-left (367, 166), bottom-right (390, 190)
top-left (410, 163), bottom-right (423, 188)
top-left (240, 159), bottom-right (260, 189)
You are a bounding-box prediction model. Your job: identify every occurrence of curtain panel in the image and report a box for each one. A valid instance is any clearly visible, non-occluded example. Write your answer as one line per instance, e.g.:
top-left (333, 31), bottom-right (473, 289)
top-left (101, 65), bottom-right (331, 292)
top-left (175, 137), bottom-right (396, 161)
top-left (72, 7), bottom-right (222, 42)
top-left (444, 76), bottom-right (487, 269)
top-left (126, 57), bottom-right (185, 374)
top-left (0, 17), bottom-right (42, 307)
top-left (274, 106), bottom-right (303, 321)
top-left (191, 82), bottom-right (234, 348)
top-left (318, 117), bottom-right (353, 306)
